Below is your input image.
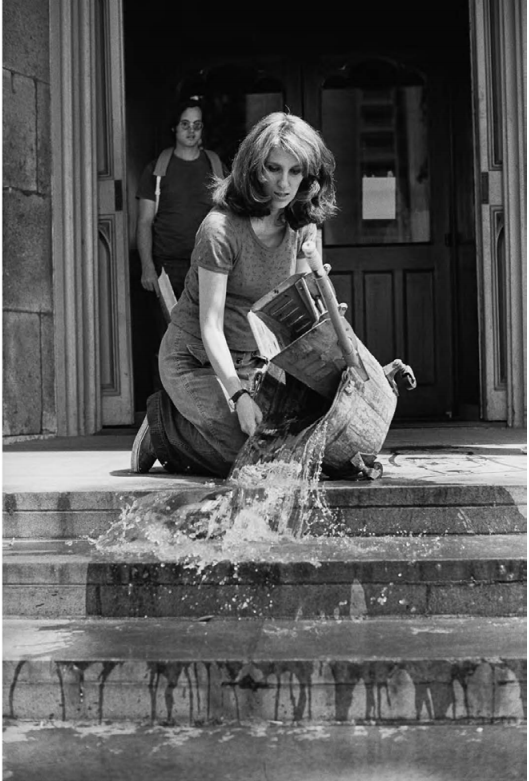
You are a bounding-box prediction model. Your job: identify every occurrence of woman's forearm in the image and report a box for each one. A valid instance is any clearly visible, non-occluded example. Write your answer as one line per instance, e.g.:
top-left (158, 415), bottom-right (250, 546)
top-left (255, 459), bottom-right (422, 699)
top-left (201, 321), bottom-right (263, 436)
top-left (198, 267), bottom-right (243, 400)
top-left (201, 323), bottom-right (243, 400)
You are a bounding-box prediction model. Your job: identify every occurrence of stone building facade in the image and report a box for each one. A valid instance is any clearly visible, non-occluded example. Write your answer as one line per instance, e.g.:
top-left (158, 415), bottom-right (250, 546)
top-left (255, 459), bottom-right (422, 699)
top-left (3, 0), bottom-right (54, 437)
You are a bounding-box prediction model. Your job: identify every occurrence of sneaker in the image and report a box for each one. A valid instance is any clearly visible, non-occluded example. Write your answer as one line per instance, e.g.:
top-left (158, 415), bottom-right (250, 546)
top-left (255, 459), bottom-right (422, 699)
top-left (131, 416), bottom-right (157, 473)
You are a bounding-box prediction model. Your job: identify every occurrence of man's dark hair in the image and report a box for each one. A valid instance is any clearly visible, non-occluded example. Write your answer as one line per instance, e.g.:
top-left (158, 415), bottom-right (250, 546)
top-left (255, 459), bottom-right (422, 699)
top-left (170, 97), bottom-right (204, 131)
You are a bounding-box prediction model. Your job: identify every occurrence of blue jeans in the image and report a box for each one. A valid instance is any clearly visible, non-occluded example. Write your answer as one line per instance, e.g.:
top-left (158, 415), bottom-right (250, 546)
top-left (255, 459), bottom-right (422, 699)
top-left (147, 323), bottom-right (267, 477)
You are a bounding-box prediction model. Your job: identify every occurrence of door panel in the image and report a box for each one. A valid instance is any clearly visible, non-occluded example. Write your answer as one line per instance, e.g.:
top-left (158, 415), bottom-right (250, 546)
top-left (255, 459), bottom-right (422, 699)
top-left (303, 53), bottom-right (453, 419)
top-left (326, 247), bottom-right (448, 417)
top-left (95, 0), bottom-right (134, 424)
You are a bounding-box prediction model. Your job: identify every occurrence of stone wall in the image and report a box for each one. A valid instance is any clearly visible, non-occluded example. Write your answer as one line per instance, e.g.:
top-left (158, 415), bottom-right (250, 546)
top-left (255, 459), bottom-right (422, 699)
top-left (3, 0), bottom-right (55, 437)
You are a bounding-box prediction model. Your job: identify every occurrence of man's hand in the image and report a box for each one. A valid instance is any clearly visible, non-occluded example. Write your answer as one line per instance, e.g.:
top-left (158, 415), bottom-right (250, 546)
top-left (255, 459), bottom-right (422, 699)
top-left (141, 263), bottom-right (161, 296)
top-left (137, 198), bottom-right (159, 294)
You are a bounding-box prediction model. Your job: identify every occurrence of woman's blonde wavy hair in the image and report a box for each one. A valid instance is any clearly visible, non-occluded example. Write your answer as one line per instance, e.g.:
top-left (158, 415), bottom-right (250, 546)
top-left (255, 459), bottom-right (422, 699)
top-left (212, 112), bottom-right (337, 229)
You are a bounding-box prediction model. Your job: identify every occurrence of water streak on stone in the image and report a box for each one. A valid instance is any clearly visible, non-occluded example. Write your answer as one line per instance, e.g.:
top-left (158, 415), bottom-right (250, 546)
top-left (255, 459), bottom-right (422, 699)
top-left (8, 660), bottom-right (26, 719)
top-left (8, 656), bottom-right (526, 724)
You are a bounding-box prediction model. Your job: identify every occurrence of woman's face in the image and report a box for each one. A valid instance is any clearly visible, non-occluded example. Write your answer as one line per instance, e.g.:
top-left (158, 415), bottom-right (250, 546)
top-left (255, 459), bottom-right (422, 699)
top-left (262, 148), bottom-right (304, 211)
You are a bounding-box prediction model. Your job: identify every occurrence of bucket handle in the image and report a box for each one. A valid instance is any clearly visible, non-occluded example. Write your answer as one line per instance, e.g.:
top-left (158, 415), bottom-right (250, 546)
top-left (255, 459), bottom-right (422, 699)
top-left (302, 241), bottom-right (368, 378)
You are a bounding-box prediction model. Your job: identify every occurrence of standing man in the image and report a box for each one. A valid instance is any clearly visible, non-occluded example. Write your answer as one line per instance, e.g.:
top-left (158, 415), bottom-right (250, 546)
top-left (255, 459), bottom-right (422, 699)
top-left (136, 97), bottom-right (225, 334)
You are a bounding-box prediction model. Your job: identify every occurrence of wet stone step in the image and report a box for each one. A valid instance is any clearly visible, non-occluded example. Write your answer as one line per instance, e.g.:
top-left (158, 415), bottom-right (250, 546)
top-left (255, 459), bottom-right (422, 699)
top-left (3, 723), bottom-right (528, 781)
top-left (3, 536), bottom-right (526, 619)
top-left (2, 484), bottom-right (526, 539)
top-left (3, 616), bottom-right (526, 724)
top-left (3, 505), bottom-right (527, 540)
top-left (311, 504), bottom-right (527, 536)
top-left (3, 723), bottom-right (527, 781)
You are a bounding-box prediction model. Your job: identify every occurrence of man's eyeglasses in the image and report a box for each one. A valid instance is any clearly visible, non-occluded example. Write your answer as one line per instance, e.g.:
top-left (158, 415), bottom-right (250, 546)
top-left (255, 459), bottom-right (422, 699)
top-left (179, 120), bottom-right (203, 131)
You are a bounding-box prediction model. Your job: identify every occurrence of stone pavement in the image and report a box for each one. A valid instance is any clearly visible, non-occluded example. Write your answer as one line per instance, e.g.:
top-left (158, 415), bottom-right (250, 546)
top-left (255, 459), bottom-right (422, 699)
top-left (3, 423), bottom-right (527, 494)
top-left (3, 722), bottom-right (526, 781)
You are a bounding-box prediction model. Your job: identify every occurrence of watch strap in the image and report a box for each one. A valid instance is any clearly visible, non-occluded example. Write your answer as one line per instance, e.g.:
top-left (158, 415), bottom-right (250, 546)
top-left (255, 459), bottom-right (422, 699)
top-left (230, 388), bottom-right (251, 405)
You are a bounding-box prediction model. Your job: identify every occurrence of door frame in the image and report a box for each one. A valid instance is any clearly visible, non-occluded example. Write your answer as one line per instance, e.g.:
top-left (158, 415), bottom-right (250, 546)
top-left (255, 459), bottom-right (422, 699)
top-left (95, 0), bottom-right (135, 425)
top-left (470, 0), bottom-right (526, 425)
top-left (50, 0), bottom-right (134, 436)
top-left (49, 0), bottom-right (525, 435)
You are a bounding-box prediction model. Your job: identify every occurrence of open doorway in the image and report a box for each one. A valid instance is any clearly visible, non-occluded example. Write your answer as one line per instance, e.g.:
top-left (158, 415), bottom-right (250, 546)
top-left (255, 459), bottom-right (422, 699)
top-left (123, 2), bottom-right (479, 422)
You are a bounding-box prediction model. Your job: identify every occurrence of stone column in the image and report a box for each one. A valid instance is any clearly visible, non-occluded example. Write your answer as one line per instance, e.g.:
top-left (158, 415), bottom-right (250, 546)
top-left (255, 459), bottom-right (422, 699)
top-left (50, 1), bottom-right (101, 435)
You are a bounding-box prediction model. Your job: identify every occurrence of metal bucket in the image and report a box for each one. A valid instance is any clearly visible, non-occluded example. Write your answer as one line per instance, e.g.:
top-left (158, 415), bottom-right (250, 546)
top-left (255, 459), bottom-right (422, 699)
top-left (319, 342), bottom-right (398, 479)
top-left (248, 272), bottom-right (353, 399)
top-left (248, 269), bottom-right (413, 479)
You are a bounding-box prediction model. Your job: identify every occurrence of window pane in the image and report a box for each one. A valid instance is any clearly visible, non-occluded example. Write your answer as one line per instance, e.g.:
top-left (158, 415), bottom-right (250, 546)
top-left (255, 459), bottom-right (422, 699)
top-left (322, 66), bottom-right (430, 245)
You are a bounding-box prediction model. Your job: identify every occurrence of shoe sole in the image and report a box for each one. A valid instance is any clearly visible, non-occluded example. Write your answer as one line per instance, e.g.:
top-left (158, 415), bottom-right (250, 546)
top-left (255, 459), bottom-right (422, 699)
top-left (131, 416), bottom-right (151, 473)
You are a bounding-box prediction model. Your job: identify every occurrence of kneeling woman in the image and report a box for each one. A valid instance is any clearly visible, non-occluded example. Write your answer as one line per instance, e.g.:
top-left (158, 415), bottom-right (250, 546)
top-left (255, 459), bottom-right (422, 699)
top-left (131, 112), bottom-right (337, 478)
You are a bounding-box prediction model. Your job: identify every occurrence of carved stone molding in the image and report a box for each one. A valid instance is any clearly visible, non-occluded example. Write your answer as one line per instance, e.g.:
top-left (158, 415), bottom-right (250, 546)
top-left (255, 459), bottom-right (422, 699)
top-left (98, 217), bottom-right (119, 395)
top-left (499, 0), bottom-right (526, 426)
top-left (490, 207), bottom-right (507, 389)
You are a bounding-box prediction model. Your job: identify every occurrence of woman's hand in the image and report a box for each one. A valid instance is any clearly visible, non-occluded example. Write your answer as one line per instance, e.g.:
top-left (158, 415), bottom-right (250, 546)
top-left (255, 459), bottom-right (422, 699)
top-left (235, 393), bottom-right (263, 437)
top-left (198, 267), bottom-right (263, 437)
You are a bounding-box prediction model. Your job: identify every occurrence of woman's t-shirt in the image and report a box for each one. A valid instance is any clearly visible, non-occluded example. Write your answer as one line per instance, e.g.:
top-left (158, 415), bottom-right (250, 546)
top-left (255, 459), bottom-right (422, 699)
top-left (171, 209), bottom-right (317, 351)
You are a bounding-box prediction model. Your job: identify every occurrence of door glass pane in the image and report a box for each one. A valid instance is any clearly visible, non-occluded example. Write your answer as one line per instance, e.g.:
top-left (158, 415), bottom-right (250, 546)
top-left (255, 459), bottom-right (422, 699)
top-left (322, 59), bottom-right (430, 245)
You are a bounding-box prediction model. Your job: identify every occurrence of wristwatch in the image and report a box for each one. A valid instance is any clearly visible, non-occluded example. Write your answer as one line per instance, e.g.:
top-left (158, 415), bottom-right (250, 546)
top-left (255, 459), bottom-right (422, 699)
top-left (230, 388), bottom-right (251, 406)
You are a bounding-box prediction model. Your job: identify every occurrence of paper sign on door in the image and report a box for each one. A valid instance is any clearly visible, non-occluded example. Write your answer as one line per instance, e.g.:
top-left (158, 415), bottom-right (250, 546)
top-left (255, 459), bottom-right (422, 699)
top-left (362, 175), bottom-right (396, 220)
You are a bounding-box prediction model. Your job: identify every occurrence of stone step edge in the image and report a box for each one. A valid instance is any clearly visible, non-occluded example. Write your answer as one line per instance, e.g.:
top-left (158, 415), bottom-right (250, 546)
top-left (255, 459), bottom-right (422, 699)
top-left (3, 616), bottom-right (527, 663)
top-left (3, 484), bottom-right (527, 511)
top-left (4, 618), bottom-right (526, 725)
top-left (4, 560), bottom-right (525, 585)
top-left (4, 534), bottom-right (526, 572)
top-left (6, 533), bottom-right (527, 552)
top-left (4, 518), bottom-right (527, 541)
top-left (4, 505), bottom-right (527, 543)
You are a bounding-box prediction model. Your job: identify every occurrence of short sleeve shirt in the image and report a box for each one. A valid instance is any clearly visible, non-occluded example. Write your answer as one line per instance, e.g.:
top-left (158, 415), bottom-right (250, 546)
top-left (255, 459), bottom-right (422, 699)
top-left (137, 151), bottom-right (214, 259)
top-left (171, 209), bottom-right (317, 351)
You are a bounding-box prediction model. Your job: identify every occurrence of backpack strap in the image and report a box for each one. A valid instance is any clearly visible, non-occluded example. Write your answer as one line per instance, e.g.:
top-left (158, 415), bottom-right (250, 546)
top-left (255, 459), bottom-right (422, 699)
top-left (204, 149), bottom-right (224, 180)
top-left (152, 147), bottom-right (225, 215)
top-left (153, 147), bottom-right (175, 215)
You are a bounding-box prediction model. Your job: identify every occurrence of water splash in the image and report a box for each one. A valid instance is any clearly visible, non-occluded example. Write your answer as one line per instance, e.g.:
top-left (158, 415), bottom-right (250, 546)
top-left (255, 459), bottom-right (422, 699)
top-left (92, 421), bottom-right (336, 565)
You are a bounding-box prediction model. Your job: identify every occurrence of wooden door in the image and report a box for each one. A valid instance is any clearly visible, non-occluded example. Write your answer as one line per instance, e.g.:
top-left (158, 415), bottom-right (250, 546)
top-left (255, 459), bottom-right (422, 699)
top-left (303, 54), bottom-right (453, 419)
top-left (95, 0), bottom-right (134, 425)
top-left (161, 48), bottom-right (454, 420)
